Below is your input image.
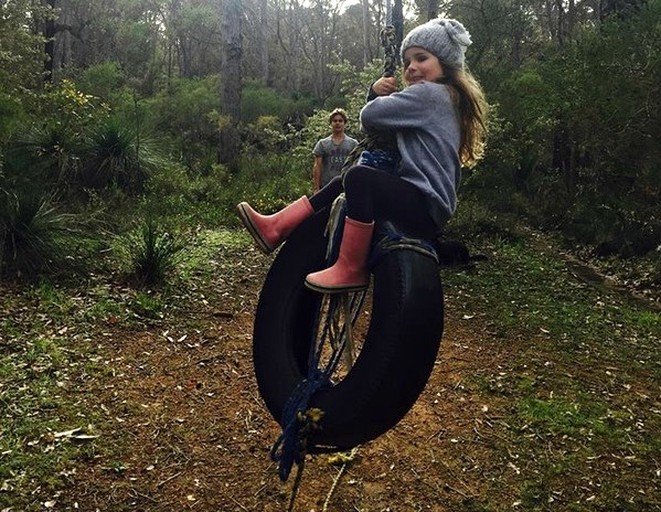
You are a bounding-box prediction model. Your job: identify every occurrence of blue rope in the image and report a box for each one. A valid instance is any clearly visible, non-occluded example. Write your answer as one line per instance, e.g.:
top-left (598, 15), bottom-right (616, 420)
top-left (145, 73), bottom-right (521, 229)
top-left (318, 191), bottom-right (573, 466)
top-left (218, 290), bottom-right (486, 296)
top-left (270, 369), bottom-right (328, 481)
top-left (270, 295), bottom-right (351, 481)
top-left (270, 203), bottom-right (349, 482)
top-left (270, 208), bottom-right (438, 482)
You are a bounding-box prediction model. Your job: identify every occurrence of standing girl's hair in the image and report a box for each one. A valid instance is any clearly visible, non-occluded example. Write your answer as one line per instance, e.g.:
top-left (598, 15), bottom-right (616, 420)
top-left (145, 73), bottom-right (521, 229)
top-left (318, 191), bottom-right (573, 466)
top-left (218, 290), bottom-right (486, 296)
top-left (400, 18), bottom-right (488, 167)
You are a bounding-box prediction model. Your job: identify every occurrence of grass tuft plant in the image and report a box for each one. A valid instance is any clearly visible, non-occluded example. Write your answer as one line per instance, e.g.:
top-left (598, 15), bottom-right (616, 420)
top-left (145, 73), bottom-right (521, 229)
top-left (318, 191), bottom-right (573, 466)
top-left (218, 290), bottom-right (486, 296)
top-left (0, 191), bottom-right (87, 279)
top-left (118, 220), bottom-right (185, 287)
top-left (81, 117), bottom-right (164, 194)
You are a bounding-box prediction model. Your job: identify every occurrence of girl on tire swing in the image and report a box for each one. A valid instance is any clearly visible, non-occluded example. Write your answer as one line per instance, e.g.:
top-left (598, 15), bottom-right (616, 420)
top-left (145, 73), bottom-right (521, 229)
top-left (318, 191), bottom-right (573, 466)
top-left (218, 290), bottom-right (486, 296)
top-left (237, 18), bottom-right (488, 294)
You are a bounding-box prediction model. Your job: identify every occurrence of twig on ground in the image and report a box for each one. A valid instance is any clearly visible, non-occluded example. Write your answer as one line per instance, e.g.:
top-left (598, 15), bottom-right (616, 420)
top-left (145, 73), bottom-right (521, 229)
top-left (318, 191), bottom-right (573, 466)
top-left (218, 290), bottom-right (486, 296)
top-left (229, 495), bottom-right (250, 511)
top-left (157, 471), bottom-right (183, 488)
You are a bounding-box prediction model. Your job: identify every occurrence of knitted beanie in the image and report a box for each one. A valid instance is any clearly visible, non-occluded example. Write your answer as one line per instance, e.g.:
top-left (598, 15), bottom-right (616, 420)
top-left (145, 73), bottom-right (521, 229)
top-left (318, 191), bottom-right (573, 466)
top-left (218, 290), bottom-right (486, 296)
top-left (400, 18), bottom-right (472, 69)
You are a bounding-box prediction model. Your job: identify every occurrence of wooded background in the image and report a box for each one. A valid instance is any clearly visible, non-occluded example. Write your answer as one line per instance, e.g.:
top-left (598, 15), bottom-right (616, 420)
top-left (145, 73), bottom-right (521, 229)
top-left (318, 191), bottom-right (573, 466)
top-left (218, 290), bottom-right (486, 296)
top-left (0, 0), bottom-right (659, 278)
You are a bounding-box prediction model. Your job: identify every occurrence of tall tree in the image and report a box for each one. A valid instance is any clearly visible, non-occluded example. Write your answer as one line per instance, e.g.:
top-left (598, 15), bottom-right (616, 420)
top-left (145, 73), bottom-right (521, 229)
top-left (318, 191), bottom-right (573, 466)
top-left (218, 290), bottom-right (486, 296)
top-left (362, 0), bottom-right (371, 66)
top-left (600, 0), bottom-right (645, 20)
top-left (42, 0), bottom-right (58, 83)
top-left (259, 0), bottom-right (270, 84)
top-left (300, 0), bottom-right (342, 99)
top-left (166, 0), bottom-right (220, 78)
top-left (274, 0), bottom-right (305, 92)
top-left (0, 0), bottom-right (53, 142)
top-left (219, 0), bottom-right (243, 172)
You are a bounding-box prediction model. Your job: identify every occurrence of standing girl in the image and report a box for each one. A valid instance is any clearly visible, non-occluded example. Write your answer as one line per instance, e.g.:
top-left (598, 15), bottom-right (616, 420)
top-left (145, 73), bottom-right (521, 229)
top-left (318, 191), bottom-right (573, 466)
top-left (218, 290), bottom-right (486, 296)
top-left (237, 18), bottom-right (487, 294)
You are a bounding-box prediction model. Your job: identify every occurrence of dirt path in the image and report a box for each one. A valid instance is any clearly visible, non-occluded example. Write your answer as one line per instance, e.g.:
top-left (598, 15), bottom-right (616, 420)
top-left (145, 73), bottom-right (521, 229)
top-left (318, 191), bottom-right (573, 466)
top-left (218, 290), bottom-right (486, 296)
top-left (46, 238), bottom-right (658, 512)
top-left (54, 253), bottom-right (524, 512)
top-left (87, 321), bottom-right (508, 512)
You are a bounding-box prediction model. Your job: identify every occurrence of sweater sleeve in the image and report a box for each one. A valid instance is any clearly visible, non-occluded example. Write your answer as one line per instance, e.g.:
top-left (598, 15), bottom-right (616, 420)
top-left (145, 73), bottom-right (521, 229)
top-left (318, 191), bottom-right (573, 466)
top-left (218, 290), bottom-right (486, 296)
top-left (360, 82), bottom-right (449, 132)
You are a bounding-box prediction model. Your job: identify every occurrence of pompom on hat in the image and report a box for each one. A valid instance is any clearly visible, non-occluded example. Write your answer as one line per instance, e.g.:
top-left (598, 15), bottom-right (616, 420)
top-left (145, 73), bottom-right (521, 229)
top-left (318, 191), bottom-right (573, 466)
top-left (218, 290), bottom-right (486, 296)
top-left (400, 18), bottom-right (472, 69)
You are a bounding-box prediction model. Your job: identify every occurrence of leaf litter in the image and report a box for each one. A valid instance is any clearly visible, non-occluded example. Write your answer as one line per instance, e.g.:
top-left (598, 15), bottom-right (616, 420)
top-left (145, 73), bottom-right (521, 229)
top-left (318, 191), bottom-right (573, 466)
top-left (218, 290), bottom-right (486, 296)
top-left (0, 230), bottom-right (659, 511)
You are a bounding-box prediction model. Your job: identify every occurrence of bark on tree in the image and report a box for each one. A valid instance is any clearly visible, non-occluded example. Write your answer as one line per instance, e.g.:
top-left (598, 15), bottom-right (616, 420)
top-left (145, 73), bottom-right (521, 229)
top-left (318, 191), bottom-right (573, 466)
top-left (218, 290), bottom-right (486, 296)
top-left (275, 0), bottom-right (303, 92)
top-left (425, 0), bottom-right (438, 21)
top-left (259, 0), bottom-right (270, 84)
top-left (600, 0), bottom-right (643, 20)
top-left (362, 0), bottom-right (370, 67)
top-left (556, 0), bottom-right (566, 45)
top-left (220, 0), bottom-right (243, 173)
top-left (42, 0), bottom-right (57, 83)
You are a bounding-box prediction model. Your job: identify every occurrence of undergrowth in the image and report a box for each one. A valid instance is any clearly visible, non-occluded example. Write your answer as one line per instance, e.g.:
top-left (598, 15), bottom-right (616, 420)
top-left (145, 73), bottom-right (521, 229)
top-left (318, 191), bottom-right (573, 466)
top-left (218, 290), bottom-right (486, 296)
top-left (441, 207), bottom-right (660, 511)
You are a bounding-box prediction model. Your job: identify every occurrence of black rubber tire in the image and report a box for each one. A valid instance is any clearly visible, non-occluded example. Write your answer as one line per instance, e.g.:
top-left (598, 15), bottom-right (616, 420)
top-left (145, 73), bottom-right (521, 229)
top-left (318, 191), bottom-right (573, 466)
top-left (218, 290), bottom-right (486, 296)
top-left (253, 209), bottom-right (444, 451)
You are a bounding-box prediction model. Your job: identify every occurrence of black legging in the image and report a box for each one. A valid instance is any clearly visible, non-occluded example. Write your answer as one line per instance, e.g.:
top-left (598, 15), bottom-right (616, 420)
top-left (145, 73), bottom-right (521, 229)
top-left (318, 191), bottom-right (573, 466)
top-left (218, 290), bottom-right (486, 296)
top-left (308, 165), bottom-right (437, 239)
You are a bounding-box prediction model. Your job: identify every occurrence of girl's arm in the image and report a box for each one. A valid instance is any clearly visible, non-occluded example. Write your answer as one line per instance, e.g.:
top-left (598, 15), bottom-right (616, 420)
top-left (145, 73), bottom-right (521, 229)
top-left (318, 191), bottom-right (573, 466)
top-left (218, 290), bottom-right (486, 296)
top-left (361, 82), bottom-right (447, 131)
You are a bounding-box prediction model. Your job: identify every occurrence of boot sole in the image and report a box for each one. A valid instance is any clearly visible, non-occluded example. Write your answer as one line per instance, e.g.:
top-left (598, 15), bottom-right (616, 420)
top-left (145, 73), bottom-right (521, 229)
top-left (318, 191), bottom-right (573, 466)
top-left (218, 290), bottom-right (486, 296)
top-left (236, 203), bottom-right (274, 255)
top-left (304, 278), bottom-right (369, 294)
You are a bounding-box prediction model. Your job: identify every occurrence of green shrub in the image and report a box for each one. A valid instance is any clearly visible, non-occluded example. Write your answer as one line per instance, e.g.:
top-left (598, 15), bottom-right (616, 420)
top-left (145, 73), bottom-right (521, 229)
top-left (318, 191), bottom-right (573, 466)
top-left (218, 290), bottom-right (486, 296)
top-left (77, 61), bottom-right (126, 101)
top-left (241, 115), bottom-right (303, 155)
top-left (140, 162), bottom-right (229, 227)
top-left (143, 76), bottom-right (220, 144)
top-left (565, 197), bottom-right (661, 257)
top-left (2, 79), bottom-right (117, 198)
top-left (0, 93), bottom-right (28, 145)
top-left (3, 123), bottom-right (82, 190)
top-left (448, 195), bottom-right (522, 243)
top-left (241, 80), bottom-right (293, 123)
top-left (224, 152), bottom-right (310, 219)
top-left (36, 80), bottom-right (110, 139)
top-left (241, 80), bottom-right (320, 123)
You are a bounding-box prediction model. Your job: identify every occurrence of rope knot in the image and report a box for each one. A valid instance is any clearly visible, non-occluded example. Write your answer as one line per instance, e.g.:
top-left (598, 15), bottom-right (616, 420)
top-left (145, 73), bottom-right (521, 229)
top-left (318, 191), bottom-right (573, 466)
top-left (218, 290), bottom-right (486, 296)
top-left (299, 407), bottom-right (325, 427)
top-left (271, 372), bottom-right (329, 481)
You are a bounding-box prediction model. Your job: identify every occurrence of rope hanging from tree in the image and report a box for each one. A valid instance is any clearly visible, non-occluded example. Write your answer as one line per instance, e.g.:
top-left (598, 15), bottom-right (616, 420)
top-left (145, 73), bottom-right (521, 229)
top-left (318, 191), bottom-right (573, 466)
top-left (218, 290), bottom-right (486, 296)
top-left (338, 8), bottom-right (404, 176)
top-left (269, 198), bottom-right (368, 484)
top-left (269, 4), bottom-right (407, 506)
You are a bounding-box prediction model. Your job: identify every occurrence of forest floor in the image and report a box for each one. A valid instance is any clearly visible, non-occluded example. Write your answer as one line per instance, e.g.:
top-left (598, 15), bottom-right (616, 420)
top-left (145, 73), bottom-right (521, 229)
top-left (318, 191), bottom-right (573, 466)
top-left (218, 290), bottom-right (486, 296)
top-left (1, 228), bottom-right (659, 512)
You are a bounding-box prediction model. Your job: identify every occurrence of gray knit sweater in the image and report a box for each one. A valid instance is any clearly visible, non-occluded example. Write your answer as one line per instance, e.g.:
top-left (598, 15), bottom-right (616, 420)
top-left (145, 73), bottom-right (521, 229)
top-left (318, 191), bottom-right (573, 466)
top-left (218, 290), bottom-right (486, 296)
top-left (359, 81), bottom-right (461, 231)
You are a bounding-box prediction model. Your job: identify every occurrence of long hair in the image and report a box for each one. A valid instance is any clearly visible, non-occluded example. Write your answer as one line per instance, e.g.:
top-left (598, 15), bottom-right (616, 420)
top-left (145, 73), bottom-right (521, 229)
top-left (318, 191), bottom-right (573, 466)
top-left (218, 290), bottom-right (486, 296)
top-left (442, 65), bottom-right (488, 167)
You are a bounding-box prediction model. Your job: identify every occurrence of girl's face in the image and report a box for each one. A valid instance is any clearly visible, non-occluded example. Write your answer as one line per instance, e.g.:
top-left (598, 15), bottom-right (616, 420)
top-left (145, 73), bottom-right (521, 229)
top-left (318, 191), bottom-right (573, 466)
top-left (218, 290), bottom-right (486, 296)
top-left (403, 47), bottom-right (444, 85)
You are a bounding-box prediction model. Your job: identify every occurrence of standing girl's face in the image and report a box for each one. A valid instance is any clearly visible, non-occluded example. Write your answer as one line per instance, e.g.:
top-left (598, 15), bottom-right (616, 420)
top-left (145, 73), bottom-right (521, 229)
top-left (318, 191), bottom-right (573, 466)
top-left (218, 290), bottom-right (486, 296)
top-left (403, 47), bottom-right (444, 85)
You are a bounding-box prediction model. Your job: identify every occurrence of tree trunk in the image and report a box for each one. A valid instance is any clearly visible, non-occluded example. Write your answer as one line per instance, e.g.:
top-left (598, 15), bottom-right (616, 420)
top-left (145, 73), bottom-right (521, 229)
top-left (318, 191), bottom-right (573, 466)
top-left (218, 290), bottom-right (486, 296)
top-left (361, 0), bottom-right (370, 67)
top-left (179, 43), bottom-right (191, 77)
top-left (277, 0), bottom-right (303, 92)
top-left (555, 0), bottom-right (566, 46)
top-left (567, 0), bottom-right (576, 42)
top-left (169, 0), bottom-right (181, 82)
top-left (600, 0), bottom-right (643, 21)
top-left (220, 0), bottom-right (243, 173)
top-left (42, 0), bottom-right (57, 83)
top-left (260, 0), bottom-right (270, 84)
top-left (425, 0), bottom-right (438, 21)
top-left (393, 0), bottom-right (403, 63)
